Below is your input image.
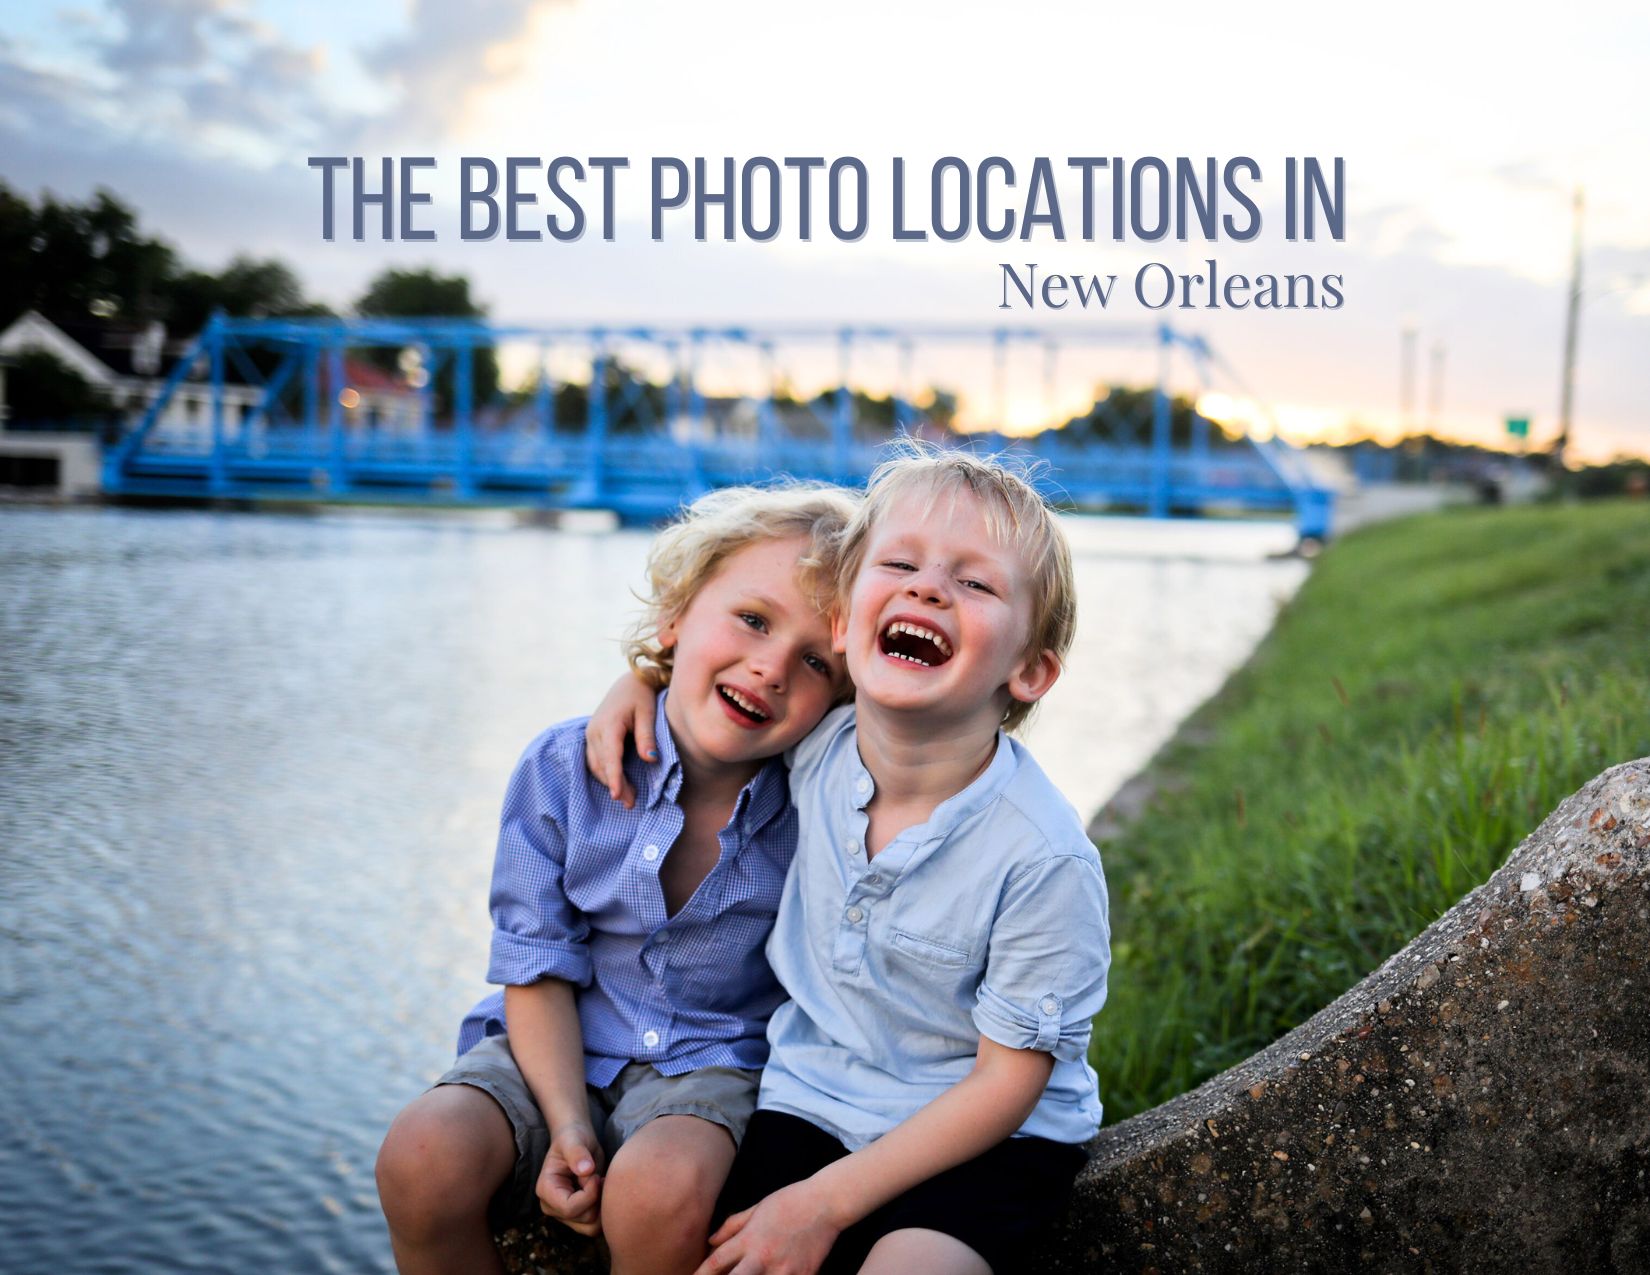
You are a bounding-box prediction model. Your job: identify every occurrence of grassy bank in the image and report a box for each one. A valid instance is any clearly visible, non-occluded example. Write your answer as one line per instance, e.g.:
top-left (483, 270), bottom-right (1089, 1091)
top-left (1092, 500), bottom-right (1650, 1121)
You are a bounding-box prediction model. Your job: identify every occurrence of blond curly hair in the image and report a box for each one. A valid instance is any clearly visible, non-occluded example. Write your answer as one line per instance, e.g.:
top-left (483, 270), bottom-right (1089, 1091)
top-left (625, 482), bottom-right (861, 694)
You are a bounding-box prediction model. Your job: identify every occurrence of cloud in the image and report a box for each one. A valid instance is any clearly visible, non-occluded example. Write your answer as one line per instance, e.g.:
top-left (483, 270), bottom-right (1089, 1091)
top-left (1491, 161), bottom-right (1566, 196)
top-left (179, 36), bottom-right (333, 142)
top-left (97, 0), bottom-right (246, 74)
top-left (0, 36), bottom-right (86, 131)
top-left (2, 0), bottom-right (552, 161)
top-left (9, 0), bottom-right (352, 156)
top-left (360, 0), bottom-right (547, 138)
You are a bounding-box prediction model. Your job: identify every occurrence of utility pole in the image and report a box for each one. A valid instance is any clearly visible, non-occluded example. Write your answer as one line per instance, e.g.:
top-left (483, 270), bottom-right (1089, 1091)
top-left (1399, 324), bottom-right (1418, 433)
top-left (1425, 341), bottom-right (1445, 433)
top-left (1555, 187), bottom-right (1584, 469)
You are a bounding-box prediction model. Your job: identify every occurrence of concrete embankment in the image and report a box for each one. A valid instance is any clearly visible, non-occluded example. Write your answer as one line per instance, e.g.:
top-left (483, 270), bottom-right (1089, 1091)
top-left (1042, 758), bottom-right (1650, 1273)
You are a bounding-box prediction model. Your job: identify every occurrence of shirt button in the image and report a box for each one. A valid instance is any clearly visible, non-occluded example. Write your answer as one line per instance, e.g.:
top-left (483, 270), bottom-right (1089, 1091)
top-left (642, 844), bottom-right (660, 861)
top-left (866, 874), bottom-right (882, 886)
top-left (855, 776), bottom-right (871, 795)
top-left (846, 906), bottom-right (864, 924)
top-left (1040, 996), bottom-right (1059, 1015)
top-left (642, 1029), bottom-right (660, 1048)
top-left (842, 836), bottom-right (857, 852)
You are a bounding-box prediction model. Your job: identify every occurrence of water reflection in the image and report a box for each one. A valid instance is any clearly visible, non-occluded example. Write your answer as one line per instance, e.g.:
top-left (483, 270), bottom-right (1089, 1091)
top-left (0, 506), bottom-right (1304, 1271)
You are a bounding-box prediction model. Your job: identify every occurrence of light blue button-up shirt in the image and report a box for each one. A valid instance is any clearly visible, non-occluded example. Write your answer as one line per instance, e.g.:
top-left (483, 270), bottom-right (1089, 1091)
top-left (457, 694), bottom-right (796, 1087)
top-left (759, 705), bottom-right (1111, 1150)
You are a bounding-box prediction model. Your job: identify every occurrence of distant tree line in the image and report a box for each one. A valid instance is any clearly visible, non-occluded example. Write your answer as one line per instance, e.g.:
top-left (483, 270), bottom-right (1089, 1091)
top-left (1057, 387), bottom-right (1244, 449)
top-left (0, 183), bottom-right (327, 335)
top-left (0, 184), bottom-right (494, 424)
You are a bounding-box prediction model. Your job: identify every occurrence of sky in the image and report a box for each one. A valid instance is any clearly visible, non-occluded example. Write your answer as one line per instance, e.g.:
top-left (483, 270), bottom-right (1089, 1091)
top-left (2, 0), bottom-right (1647, 459)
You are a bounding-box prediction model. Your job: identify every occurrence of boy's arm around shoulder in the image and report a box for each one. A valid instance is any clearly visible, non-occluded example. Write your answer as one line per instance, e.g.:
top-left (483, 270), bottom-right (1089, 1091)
top-left (583, 675), bottom-right (853, 810)
top-left (584, 673), bottom-right (662, 809)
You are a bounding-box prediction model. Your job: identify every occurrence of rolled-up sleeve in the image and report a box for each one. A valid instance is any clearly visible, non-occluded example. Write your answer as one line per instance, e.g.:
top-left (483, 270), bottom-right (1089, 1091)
top-left (972, 853), bottom-right (1110, 1061)
top-left (485, 734), bottom-right (593, 989)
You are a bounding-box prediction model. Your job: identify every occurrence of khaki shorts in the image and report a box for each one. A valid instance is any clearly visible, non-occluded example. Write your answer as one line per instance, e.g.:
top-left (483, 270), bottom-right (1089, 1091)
top-left (435, 1034), bottom-right (760, 1229)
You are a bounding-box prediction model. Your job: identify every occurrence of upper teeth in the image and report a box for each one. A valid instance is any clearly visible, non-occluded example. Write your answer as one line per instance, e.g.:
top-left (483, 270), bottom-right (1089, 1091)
top-left (885, 622), bottom-right (952, 657)
top-left (721, 687), bottom-right (768, 719)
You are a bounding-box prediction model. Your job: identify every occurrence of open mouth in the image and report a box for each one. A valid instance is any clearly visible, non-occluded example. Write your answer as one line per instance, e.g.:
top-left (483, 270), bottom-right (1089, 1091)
top-left (717, 684), bottom-right (771, 724)
top-left (878, 620), bottom-right (954, 668)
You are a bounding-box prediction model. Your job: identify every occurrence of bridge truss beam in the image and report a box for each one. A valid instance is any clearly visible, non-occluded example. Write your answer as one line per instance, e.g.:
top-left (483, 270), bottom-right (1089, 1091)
top-left (103, 316), bottom-right (1335, 540)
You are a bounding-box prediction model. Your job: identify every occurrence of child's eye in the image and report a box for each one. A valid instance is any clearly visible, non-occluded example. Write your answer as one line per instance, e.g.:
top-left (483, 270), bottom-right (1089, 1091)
top-left (880, 559), bottom-right (916, 572)
top-left (804, 653), bottom-right (832, 676)
top-left (738, 612), bottom-right (769, 632)
top-left (962, 578), bottom-right (997, 594)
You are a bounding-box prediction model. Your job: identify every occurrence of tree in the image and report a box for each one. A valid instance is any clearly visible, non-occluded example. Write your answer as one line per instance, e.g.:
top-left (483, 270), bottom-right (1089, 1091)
top-left (4, 349), bottom-right (114, 431)
top-left (1062, 386), bottom-right (1241, 449)
top-left (0, 183), bottom-right (325, 335)
top-left (0, 184), bottom-right (177, 330)
top-left (168, 256), bottom-right (330, 335)
top-left (354, 267), bottom-right (499, 416)
top-left (356, 268), bottom-right (487, 321)
top-left (522, 359), bottom-right (668, 434)
top-left (921, 388), bottom-right (960, 433)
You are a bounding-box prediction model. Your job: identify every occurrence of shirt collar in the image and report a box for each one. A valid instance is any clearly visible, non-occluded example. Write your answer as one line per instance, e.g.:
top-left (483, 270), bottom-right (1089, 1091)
top-left (927, 731), bottom-right (1018, 834)
top-left (849, 726), bottom-right (1019, 842)
top-left (736, 756), bottom-right (791, 839)
top-left (642, 691), bottom-right (790, 838)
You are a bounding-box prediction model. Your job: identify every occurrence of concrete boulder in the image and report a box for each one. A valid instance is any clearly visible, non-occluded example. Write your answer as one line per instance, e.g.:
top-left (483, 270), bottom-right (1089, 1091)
top-left (501, 759), bottom-right (1650, 1273)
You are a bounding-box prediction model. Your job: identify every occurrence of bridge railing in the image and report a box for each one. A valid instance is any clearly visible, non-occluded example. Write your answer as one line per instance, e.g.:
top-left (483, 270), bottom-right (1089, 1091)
top-left (103, 316), bottom-right (1336, 539)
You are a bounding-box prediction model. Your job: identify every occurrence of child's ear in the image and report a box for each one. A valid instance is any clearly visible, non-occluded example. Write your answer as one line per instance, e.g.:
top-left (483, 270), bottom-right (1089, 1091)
top-left (1006, 648), bottom-right (1061, 706)
top-left (830, 610), bottom-right (849, 656)
top-left (658, 613), bottom-right (680, 651)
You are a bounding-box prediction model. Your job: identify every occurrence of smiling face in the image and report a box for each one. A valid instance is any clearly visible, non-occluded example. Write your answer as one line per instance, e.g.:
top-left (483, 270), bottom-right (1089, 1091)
top-left (659, 534), bottom-right (848, 780)
top-left (836, 484), bottom-right (1060, 734)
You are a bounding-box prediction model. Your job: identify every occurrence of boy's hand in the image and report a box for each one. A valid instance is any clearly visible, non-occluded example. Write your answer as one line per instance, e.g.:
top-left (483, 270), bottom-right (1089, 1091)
top-left (694, 1180), bottom-right (841, 1275)
top-left (584, 674), bottom-right (662, 809)
top-left (536, 1124), bottom-right (606, 1236)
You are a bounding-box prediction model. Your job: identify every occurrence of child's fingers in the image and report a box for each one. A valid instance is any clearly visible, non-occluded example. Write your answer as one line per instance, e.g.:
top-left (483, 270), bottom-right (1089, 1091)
top-left (583, 727), bottom-right (632, 807)
top-left (550, 1127), bottom-right (603, 1178)
top-left (539, 1170), bottom-right (603, 1227)
top-left (556, 1187), bottom-right (604, 1238)
top-left (693, 1234), bottom-right (751, 1275)
top-left (633, 709), bottom-right (659, 765)
top-left (566, 1139), bottom-right (598, 1179)
top-left (707, 1206), bottom-right (752, 1247)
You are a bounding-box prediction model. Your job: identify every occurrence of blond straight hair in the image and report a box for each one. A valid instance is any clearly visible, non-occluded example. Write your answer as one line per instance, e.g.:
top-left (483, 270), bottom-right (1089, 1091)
top-left (625, 482), bottom-right (860, 690)
top-left (835, 444), bottom-right (1076, 731)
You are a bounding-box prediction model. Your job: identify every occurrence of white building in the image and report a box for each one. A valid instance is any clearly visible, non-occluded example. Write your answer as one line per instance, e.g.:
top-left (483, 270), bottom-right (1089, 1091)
top-left (0, 311), bottom-right (422, 440)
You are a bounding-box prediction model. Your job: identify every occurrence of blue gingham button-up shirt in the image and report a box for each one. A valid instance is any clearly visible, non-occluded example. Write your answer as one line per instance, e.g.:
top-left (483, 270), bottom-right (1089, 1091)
top-left (758, 705), bottom-right (1111, 1150)
top-left (456, 694), bottom-right (796, 1086)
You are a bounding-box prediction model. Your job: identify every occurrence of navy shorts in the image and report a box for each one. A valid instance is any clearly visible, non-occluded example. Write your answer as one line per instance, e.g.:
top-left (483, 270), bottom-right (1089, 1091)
top-left (714, 1110), bottom-right (1088, 1274)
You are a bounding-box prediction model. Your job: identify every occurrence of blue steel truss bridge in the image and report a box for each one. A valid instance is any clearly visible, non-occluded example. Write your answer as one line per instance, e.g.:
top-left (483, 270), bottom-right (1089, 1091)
top-left (102, 316), bottom-right (1335, 540)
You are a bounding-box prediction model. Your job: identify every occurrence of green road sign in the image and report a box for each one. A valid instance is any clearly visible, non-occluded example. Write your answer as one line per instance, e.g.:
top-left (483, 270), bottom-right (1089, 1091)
top-left (1505, 416), bottom-right (1530, 438)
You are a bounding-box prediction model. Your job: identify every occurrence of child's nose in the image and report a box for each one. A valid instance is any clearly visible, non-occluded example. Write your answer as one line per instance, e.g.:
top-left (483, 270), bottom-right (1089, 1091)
top-left (749, 653), bottom-right (785, 691)
top-left (904, 568), bottom-right (950, 605)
